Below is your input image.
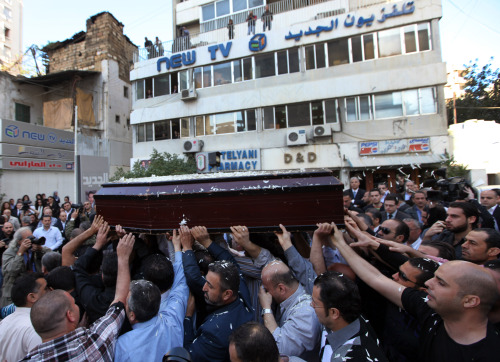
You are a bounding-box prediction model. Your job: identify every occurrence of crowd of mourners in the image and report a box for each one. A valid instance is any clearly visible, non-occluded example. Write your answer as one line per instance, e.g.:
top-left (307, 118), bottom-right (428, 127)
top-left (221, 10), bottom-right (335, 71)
top-left (0, 175), bottom-right (499, 362)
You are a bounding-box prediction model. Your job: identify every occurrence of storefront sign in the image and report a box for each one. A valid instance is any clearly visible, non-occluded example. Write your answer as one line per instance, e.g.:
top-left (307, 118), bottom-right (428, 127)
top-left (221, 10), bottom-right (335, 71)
top-left (284, 152), bottom-right (317, 164)
top-left (1, 157), bottom-right (74, 171)
top-left (79, 155), bottom-right (109, 202)
top-left (208, 149), bottom-right (261, 172)
top-left (0, 143), bottom-right (74, 160)
top-left (0, 119), bottom-right (75, 150)
top-left (359, 137), bottom-right (430, 155)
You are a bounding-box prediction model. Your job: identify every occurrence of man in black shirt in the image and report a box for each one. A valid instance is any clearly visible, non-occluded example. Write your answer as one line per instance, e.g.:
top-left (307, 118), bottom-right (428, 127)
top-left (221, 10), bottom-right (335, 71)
top-left (329, 224), bottom-right (500, 362)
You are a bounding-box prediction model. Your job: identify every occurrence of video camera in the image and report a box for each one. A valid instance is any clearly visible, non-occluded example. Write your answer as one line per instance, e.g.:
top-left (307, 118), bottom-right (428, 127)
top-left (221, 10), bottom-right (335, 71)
top-left (22, 200), bottom-right (32, 212)
top-left (71, 203), bottom-right (84, 213)
top-left (429, 177), bottom-right (471, 203)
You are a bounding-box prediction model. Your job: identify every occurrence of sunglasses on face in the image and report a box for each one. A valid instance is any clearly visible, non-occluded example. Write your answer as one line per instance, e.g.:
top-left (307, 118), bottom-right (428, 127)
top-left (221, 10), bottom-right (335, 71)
top-left (379, 226), bottom-right (392, 235)
top-left (398, 269), bottom-right (420, 286)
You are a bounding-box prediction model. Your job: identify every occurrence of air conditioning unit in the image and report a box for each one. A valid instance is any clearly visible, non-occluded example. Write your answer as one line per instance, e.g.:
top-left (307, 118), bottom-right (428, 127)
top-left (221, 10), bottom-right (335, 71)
top-left (181, 88), bottom-right (197, 101)
top-left (287, 129), bottom-right (307, 146)
top-left (313, 125), bottom-right (332, 137)
top-left (183, 139), bottom-right (204, 153)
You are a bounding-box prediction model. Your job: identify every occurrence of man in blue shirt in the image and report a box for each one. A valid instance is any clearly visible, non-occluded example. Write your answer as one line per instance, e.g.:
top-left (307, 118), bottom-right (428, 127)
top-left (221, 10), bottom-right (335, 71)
top-left (114, 229), bottom-right (189, 362)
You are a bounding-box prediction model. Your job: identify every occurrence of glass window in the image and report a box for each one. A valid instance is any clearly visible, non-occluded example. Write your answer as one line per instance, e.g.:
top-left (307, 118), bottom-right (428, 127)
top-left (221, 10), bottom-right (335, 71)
top-left (137, 125), bottom-right (145, 142)
top-left (15, 103), bottom-right (30, 123)
top-left (305, 45), bottom-right (315, 70)
top-left (232, 0), bottom-right (246, 12)
top-left (136, 80), bottom-right (144, 100)
top-left (249, 0), bottom-right (263, 8)
top-left (205, 115), bottom-right (215, 135)
top-left (359, 96), bottom-right (372, 120)
top-left (288, 103), bottom-right (310, 127)
top-left (352, 36), bottom-right (363, 63)
top-left (316, 44), bottom-right (326, 69)
top-left (203, 66), bottom-right (212, 88)
top-left (420, 87), bottom-right (437, 114)
top-left (181, 118), bottom-right (190, 137)
top-left (374, 92), bottom-right (403, 118)
top-left (172, 120), bottom-right (181, 139)
top-left (194, 68), bottom-right (202, 88)
top-left (155, 120), bottom-right (171, 140)
top-left (213, 62), bottom-right (232, 85)
top-left (195, 116), bottom-right (205, 136)
top-left (404, 26), bottom-right (417, 53)
top-left (275, 106), bottom-right (287, 129)
top-left (202, 4), bottom-right (215, 21)
top-left (328, 38), bottom-right (349, 66)
top-left (154, 74), bottom-right (170, 96)
top-left (403, 89), bottom-right (419, 115)
top-left (236, 111), bottom-right (246, 132)
top-left (346, 97), bottom-right (357, 122)
top-left (311, 101), bottom-right (324, 125)
top-left (325, 100), bottom-right (338, 123)
top-left (363, 34), bottom-right (375, 60)
top-left (263, 107), bottom-right (274, 129)
top-left (243, 58), bottom-right (253, 80)
top-left (179, 70), bottom-right (189, 91)
top-left (233, 60), bottom-right (242, 82)
top-left (146, 124), bottom-right (153, 142)
top-left (378, 28), bottom-right (402, 57)
top-left (289, 48), bottom-right (300, 73)
top-left (247, 110), bottom-right (257, 131)
top-left (215, 112), bottom-right (235, 134)
top-left (418, 23), bottom-right (430, 51)
top-left (277, 50), bottom-right (288, 75)
top-left (255, 52), bottom-right (275, 78)
top-left (145, 78), bottom-right (153, 98)
top-left (216, 0), bottom-right (230, 17)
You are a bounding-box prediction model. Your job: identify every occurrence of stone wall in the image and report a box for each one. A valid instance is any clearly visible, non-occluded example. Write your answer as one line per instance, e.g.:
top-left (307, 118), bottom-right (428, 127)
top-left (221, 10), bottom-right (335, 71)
top-left (45, 12), bottom-right (137, 82)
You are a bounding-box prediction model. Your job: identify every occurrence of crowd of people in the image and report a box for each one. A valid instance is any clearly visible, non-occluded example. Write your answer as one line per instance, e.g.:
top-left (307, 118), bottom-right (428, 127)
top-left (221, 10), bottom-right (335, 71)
top-left (0, 176), bottom-right (499, 361)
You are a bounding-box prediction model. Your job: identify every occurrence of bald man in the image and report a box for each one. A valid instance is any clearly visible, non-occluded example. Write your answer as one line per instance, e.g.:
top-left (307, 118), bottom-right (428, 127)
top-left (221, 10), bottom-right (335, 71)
top-left (330, 224), bottom-right (500, 361)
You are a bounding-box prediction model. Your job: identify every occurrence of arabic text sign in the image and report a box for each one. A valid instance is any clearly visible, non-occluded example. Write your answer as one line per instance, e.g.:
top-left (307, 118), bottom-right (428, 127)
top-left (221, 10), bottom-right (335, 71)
top-left (79, 155), bottom-right (109, 202)
top-left (0, 144), bottom-right (74, 161)
top-left (2, 157), bottom-right (74, 171)
top-left (0, 119), bottom-right (75, 150)
top-left (359, 138), bottom-right (430, 155)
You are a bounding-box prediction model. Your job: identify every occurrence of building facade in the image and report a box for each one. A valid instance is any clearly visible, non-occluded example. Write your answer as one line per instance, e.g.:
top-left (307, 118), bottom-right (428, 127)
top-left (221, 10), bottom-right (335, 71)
top-left (131, 0), bottom-right (449, 190)
top-left (0, 0), bottom-right (22, 74)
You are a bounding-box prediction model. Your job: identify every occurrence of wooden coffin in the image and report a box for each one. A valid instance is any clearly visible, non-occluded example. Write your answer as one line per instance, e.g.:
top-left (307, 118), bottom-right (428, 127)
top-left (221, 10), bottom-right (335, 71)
top-left (95, 170), bottom-right (344, 233)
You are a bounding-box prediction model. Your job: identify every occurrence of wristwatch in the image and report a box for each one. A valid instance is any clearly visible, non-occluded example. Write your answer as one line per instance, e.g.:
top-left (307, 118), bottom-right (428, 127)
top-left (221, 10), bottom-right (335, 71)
top-left (261, 308), bottom-right (272, 316)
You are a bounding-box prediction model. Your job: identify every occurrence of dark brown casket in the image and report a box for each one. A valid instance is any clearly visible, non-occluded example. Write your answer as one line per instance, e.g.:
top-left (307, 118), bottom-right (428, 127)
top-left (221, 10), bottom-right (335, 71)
top-left (95, 170), bottom-right (344, 233)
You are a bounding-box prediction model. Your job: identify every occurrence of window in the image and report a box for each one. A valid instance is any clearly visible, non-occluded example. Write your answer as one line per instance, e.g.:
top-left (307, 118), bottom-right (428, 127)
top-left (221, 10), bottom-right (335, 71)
top-left (363, 34), bottom-right (375, 60)
top-left (404, 26), bottom-right (417, 53)
top-left (346, 96), bottom-right (373, 121)
top-left (288, 48), bottom-right (300, 73)
top-left (374, 92), bottom-right (403, 118)
top-left (378, 28), bottom-right (402, 57)
top-left (181, 118), bottom-right (190, 137)
top-left (135, 80), bottom-right (144, 100)
top-left (213, 62), bottom-right (232, 85)
top-left (351, 36), bottom-right (363, 63)
top-left (155, 74), bottom-right (170, 96)
top-left (202, 4), bottom-right (215, 21)
top-left (249, 0), bottom-right (263, 7)
top-left (203, 66), bottom-right (212, 87)
top-left (216, 0), bottom-right (230, 17)
top-left (115, 115), bottom-right (120, 123)
top-left (328, 38), bottom-right (349, 66)
top-left (263, 107), bottom-right (275, 129)
top-left (195, 116), bottom-right (205, 136)
top-left (156, 120), bottom-right (171, 140)
top-left (235, 110), bottom-right (256, 132)
top-left (123, 86), bottom-right (129, 98)
top-left (195, 115), bottom-right (215, 135)
top-left (324, 100), bottom-right (339, 123)
top-left (403, 89), bottom-right (419, 115)
top-left (277, 50), bottom-right (288, 75)
top-left (419, 87), bottom-right (437, 114)
top-left (136, 124), bottom-right (154, 142)
top-left (215, 112), bottom-right (235, 134)
top-left (417, 23), bottom-right (430, 51)
top-left (233, 60), bottom-right (242, 82)
top-left (288, 103), bottom-right (311, 127)
top-left (3, 7), bottom-right (12, 20)
top-left (179, 70), bottom-right (190, 91)
top-left (15, 103), bottom-right (30, 123)
top-left (194, 67), bottom-right (203, 88)
top-left (246, 110), bottom-right (257, 131)
top-left (4, 27), bottom-right (10, 38)
top-left (254, 52), bottom-right (275, 78)
top-left (305, 46), bottom-right (315, 70)
top-left (275, 106), bottom-right (287, 129)
top-left (311, 101), bottom-right (324, 125)
top-left (306, 44), bottom-right (326, 70)
top-left (233, 0), bottom-right (247, 12)
top-left (172, 120), bottom-right (181, 138)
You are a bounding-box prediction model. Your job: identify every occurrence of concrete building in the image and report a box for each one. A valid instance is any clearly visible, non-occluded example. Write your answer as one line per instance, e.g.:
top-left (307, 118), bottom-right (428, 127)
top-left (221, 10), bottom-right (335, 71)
top-left (0, 12), bottom-right (136, 201)
top-left (130, 0), bottom-right (449, 190)
top-left (0, 0), bottom-right (22, 75)
top-left (444, 67), bottom-right (467, 100)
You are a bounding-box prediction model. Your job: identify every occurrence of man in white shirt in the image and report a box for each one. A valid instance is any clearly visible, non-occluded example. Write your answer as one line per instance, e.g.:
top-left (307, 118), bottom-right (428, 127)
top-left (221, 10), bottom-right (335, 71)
top-left (33, 215), bottom-right (63, 250)
top-left (0, 273), bottom-right (47, 361)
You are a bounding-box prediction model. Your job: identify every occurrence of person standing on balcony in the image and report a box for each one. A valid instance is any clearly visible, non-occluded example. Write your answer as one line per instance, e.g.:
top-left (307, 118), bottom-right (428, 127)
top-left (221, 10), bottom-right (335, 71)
top-left (144, 37), bottom-right (153, 59)
top-left (155, 37), bottom-right (164, 57)
top-left (262, 5), bottom-right (273, 32)
top-left (247, 11), bottom-right (256, 35)
top-left (228, 19), bottom-right (235, 40)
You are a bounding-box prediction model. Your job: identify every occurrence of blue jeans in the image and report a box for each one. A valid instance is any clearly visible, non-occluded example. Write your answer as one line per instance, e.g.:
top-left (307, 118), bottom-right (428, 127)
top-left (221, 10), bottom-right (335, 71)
top-left (248, 24), bottom-right (255, 35)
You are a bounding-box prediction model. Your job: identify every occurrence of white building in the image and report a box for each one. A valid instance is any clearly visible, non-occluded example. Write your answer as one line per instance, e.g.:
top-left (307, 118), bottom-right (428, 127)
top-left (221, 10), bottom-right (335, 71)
top-left (130, 0), bottom-right (449, 190)
top-left (0, 0), bottom-right (22, 75)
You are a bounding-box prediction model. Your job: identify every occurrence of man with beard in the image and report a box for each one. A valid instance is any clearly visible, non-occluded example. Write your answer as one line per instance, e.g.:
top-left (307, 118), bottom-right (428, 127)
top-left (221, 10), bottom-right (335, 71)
top-left (422, 202), bottom-right (479, 259)
top-left (182, 226), bottom-right (253, 362)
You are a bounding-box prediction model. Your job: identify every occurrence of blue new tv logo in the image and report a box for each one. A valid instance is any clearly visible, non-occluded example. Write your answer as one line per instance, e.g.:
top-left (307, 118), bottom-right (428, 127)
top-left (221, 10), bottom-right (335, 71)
top-left (5, 125), bottom-right (19, 138)
top-left (249, 34), bottom-right (266, 52)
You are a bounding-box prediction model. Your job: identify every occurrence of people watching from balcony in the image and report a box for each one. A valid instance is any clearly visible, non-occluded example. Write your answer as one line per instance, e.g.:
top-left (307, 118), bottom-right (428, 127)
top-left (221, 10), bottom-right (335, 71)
top-left (228, 19), bottom-right (234, 40)
top-left (247, 11), bottom-right (256, 35)
top-left (262, 5), bottom-right (273, 32)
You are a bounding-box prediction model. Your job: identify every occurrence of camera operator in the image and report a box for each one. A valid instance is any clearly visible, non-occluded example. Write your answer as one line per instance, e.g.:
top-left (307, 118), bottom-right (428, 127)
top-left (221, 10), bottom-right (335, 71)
top-left (64, 205), bottom-right (90, 241)
top-left (0, 227), bottom-right (49, 308)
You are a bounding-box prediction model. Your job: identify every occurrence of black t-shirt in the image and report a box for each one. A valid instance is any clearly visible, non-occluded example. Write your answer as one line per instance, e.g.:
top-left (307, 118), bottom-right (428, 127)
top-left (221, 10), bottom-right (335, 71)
top-left (402, 288), bottom-right (500, 361)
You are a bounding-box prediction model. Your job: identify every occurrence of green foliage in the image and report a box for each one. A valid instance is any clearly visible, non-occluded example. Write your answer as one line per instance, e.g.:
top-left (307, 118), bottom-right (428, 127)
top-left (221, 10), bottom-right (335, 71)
top-left (110, 149), bottom-right (197, 181)
top-left (441, 152), bottom-right (469, 178)
top-left (447, 58), bottom-right (500, 125)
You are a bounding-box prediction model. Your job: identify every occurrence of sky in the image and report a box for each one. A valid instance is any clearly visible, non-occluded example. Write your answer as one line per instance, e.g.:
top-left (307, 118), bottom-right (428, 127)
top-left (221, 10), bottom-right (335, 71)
top-left (22, 0), bottom-right (500, 71)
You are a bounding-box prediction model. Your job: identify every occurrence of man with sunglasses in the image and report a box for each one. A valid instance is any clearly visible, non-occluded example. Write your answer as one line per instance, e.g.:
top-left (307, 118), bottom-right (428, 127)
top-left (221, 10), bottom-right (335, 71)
top-left (377, 219), bottom-right (410, 244)
top-left (330, 223), bottom-right (500, 362)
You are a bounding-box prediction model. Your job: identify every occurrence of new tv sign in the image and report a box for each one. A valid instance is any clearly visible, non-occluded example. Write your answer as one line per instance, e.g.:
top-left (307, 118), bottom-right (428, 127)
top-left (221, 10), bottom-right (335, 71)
top-left (0, 119), bottom-right (74, 150)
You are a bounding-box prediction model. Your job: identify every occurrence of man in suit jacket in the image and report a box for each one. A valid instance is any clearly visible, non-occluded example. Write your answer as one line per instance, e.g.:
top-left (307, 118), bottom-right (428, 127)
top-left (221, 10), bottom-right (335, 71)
top-left (348, 177), bottom-right (366, 208)
top-left (406, 191), bottom-right (429, 223)
top-left (480, 189), bottom-right (500, 232)
top-left (2, 209), bottom-right (20, 230)
top-left (380, 194), bottom-right (411, 222)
